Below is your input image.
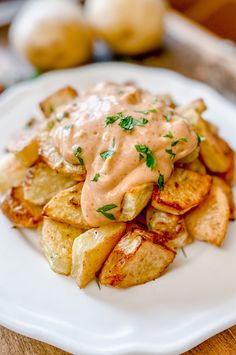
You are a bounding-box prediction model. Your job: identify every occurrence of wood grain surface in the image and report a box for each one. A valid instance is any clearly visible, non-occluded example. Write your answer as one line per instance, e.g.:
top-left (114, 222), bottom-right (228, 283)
top-left (1, 325), bottom-right (236, 354)
top-left (0, 10), bottom-right (236, 355)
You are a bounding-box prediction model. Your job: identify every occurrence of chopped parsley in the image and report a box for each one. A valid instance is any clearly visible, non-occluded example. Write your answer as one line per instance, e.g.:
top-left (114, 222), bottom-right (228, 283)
top-left (47, 120), bottom-right (55, 130)
top-left (64, 124), bottom-right (73, 130)
top-left (164, 113), bottom-right (173, 122)
top-left (95, 277), bottom-right (101, 290)
top-left (157, 174), bottom-right (165, 191)
top-left (96, 203), bottom-right (117, 220)
top-left (197, 133), bottom-right (205, 143)
top-left (73, 145), bottom-right (84, 166)
top-left (135, 144), bottom-right (156, 170)
top-left (181, 247), bottom-right (187, 258)
top-left (91, 173), bottom-right (100, 182)
top-left (163, 131), bottom-right (173, 139)
top-left (165, 148), bottom-right (176, 159)
top-left (171, 137), bottom-right (188, 147)
top-left (134, 108), bottom-right (157, 114)
top-left (106, 112), bottom-right (148, 131)
top-left (100, 138), bottom-right (116, 160)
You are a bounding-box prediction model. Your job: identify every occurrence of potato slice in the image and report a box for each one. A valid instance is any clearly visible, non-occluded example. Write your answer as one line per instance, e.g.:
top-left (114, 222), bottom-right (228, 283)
top-left (178, 98), bottom-right (207, 115)
top-left (1, 186), bottom-right (42, 228)
top-left (43, 183), bottom-right (89, 228)
top-left (185, 177), bottom-right (230, 246)
top-left (0, 154), bottom-right (27, 195)
top-left (213, 176), bottom-right (235, 221)
top-left (146, 206), bottom-right (192, 249)
top-left (39, 131), bottom-right (85, 181)
top-left (40, 217), bottom-right (82, 275)
top-left (8, 131), bottom-right (39, 167)
top-left (99, 228), bottom-right (176, 288)
top-left (152, 168), bottom-right (212, 215)
top-left (182, 158), bottom-right (206, 174)
top-left (23, 161), bottom-right (75, 205)
top-left (215, 143), bottom-right (235, 187)
top-left (119, 183), bottom-right (153, 221)
top-left (178, 147), bottom-right (200, 164)
top-left (40, 86), bottom-right (78, 118)
top-left (71, 223), bottom-right (126, 288)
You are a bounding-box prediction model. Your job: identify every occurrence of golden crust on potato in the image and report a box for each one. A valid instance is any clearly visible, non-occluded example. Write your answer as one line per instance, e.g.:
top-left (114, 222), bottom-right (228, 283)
top-left (152, 168), bottom-right (212, 215)
top-left (8, 131), bottom-right (39, 167)
top-left (1, 186), bottom-right (42, 228)
top-left (119, 183), bottom-right (153, 221)
top-left (39, 131), bottom-right (86, 180)
top-left (213, 176), bottom-right (235, 221)
top-left (99, 228), bottom-right (176, 288)
top-left (0, 154), bottom-right (27, 196)
top-left (185, 177), bottom-right (230, 246)
top-left (181, 158), bottom-right (206, 174)
top-left (40, 86), bottom-right (78, 118)
top-left (43, 183), bottom-right (89, 228)
top-left (146, 206), bottom-right (192, 249)
top-left (71, 223), bottom-right (126, 288)
top-left (23, 160), bottom-right (76, 205)
top-left (40, 217), bottom-right (82, 275)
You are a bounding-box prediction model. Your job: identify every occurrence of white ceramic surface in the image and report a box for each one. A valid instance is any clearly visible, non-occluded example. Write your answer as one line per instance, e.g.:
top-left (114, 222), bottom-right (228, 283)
top-left (0, 63), bottom-right (235, 355)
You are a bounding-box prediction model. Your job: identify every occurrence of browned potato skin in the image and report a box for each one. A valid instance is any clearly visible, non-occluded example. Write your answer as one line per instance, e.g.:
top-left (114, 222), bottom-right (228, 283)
top-left (0, 154), bottom-right (27, 196)
top-left (40, 86), bottom-right (78, 118)
top-left (185, 177), bottom-right (230, 247)
top-left (99, 228), bottom-right (176, 288)
top-left (146, 205), bottom-right (192, 249)
top-left (23, 160), bottom-right (76, 205)
top-left (152, 168), bottom-right (212, 215)
top-left (1, 186), bottom-right (42, 228)
top-left (213, 176), bottom-right (235, 221)
top-left (43, 183), bottom-right (90, 228)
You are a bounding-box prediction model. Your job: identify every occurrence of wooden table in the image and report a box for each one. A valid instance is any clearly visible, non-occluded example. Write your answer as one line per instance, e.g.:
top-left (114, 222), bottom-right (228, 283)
top-left (0, 10), bottom-right (236, 355)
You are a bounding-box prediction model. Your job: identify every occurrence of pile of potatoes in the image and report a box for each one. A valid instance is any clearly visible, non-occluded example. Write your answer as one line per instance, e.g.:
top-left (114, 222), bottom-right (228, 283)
top-left (0, 85), bottom-right (234, 289)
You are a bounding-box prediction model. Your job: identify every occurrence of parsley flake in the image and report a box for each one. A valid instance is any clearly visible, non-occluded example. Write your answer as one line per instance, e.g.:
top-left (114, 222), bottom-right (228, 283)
top-left (163, 131), bottom-right (173, 139)
top-left (135, 144), bottom-right (156, 170)
top-left (92, 173), bottom-right (100, 182)
top-left (171, 137), bottom-right (188, 147)
top-left (64, 124), bottom-right (73, 130)
top-left (119, 116), bottom-right (149, 131)
top-left (181, 247), bottom-right (187, 258)
top-left (157, 174), bottom-right (165, 191)
top-left (105, 112), bottom-right (123, 126)
top-left (165, 148), bottom-right (176, 159)
top-left (96, 203), bottom-right (117, 220)
top-left (197, 134), bottom-right (205, 143)
top-left (134, 108), bottom-right (157, 114)
top-left (73, 145), bottom-right (84, 166)
top-left (100, 138), bottom-right (116, 160)
top-left (164, 113), bottom-right (173, 122)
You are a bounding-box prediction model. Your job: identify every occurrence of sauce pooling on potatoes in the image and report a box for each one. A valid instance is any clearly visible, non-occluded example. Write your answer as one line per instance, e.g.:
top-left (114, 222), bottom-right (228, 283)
top-left (52, 82), bottom-right (198, 226)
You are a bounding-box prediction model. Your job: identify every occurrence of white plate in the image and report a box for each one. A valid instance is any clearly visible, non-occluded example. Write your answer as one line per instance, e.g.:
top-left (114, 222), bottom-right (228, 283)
top-left (0, 62), bottom-right (235, 355)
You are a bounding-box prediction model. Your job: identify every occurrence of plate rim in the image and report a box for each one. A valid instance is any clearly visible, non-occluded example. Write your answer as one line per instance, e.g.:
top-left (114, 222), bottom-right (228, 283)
top-left (0, 62), bottom-right (235, 355)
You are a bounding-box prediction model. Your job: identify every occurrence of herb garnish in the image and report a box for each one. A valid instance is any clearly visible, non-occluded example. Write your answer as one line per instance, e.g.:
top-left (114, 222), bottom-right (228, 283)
top-left (134, 108), bottom-right (157, 114)
top-left (96, 203), bottom-right (117, 220)
top-left (197, 134), bottom-right (205, 143)
top-left (157, 174), bottom-right (165, 191)
top-left (164, 113), bottom-right (173, 122)
top-left (119, 116), bottom-right (148, 131)
top-left (73, 146), bottom-right (84, 166)
top-left (95, 277), bottom-right (101, 290)
top-left (163, 131), bottom-right (173, 139)
top-left (181, 247), bottom-right (187, 258)
top-left (165, 148), bottom-right (176, 159)
top-left (135, 144), bottom-right (156, 170)
top-left (100, 138), bottom-right (116, 160)
top-left (92, 173), bottom-right (100, 182)
top-left (171, 137), bottom-right (188, 147)
top-left (105, 112), bottom-right (123, 126)
top-left (64, 124), bottom-right (73, 130)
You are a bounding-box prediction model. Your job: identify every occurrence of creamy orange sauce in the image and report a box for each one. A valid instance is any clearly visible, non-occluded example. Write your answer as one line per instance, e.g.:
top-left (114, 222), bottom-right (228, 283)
top-left (52, 82), bottom-right (198, 226)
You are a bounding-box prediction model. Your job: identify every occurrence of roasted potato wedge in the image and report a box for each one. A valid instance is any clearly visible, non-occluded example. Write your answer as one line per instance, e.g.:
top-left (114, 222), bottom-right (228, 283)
top-left (213, 176), bottom-right (235, 220)
top-left (1, 186), bottom-right (42, 228)
top-left (185, 177), bottom-right (230, 246)
top-left (40, 217), bottom-right (82, 275)
top-left (71, 223), bottom-right (126, 288)
top-left (119, 183), bottom-right (153, 221)
top-left (23, 160), bottom-right (76, 205)
top-left (146, 206), bottom-right (192, 249)
top-left (43, 183), bottom-right (89, 228)
top-left (8, 131), bottom-right (39, 167)
top-left (152, 168), bottom-right (212, 215)
top-left (215, 143), bottom-right (235, 186)
top-left (178, 98), bottom-right (207, 115)
top-left (181, 158), bottom-right (206, 174)
top-left (0, 154), bottom-right (27, 195)
top-left (40, 86), bottom-right (78, 118)
top-left (39, 131), bottom-right (86, 181)
top-left (99, 228), bottom-right (176, 288)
